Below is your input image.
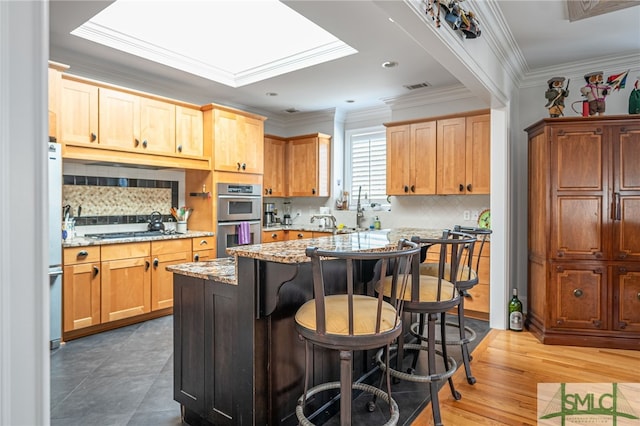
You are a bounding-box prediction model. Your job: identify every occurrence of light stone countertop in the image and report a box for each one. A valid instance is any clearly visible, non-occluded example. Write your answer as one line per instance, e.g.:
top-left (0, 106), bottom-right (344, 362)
top-left (167, 228), bottom-right (445, 284)
top-left (62, 230), bottom-right (215, 248)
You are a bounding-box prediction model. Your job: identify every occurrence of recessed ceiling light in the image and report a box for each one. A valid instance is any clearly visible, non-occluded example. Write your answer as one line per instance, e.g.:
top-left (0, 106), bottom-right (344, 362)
top-left (284, 108), bottom-right (300, 113)
top-left (382, 61), bottom-right (398, 69)
top-left (346, 100), bottom-right (355, 103)
top-left (266, 92), bottom-right (278, 97)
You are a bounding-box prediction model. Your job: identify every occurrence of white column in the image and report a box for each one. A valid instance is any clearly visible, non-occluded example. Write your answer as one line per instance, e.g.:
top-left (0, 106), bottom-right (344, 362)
top-left (0, 1), bottom-right (50, 424)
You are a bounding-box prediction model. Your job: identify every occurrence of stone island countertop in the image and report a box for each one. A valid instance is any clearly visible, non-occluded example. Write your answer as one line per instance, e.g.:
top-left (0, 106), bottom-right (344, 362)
top-left (227, 227), bottom-right (444, 263)
top-left (166, 257), bottom-right (236, 284)
top-left (62, 230), bottom-right (215, 248)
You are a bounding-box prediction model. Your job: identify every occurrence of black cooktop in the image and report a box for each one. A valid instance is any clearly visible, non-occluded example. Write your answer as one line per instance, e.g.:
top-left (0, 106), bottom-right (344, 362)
top-left (84, 230), bottom-right (172, 240)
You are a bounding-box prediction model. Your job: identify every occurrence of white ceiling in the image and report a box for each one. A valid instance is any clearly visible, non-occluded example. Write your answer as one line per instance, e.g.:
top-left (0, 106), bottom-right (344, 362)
top-left (49, 0), bottom-right (640, 119)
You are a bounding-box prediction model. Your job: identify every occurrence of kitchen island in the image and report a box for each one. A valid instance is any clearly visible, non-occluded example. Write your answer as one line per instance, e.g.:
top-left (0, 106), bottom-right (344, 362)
top-left (168, 228), bottom-right (442, 426)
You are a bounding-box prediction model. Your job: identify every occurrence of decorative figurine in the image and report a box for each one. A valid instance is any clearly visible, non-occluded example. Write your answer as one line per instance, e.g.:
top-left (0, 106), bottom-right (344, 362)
top-left (545, 77), bottom-right (569, 117)
top-left (580, 71), bottom-right (610, 116)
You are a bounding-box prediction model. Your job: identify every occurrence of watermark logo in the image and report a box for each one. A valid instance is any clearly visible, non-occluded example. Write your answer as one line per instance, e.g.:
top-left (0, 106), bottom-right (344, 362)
top-left (538, 383), bottom-right (640, 425)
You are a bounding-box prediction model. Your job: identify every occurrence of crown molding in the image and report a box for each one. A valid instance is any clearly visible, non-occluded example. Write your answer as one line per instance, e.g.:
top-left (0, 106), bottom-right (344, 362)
top-left (382, 84), bottom-right (474, 109)
top-left (520, 52), bottom-right (640, 88)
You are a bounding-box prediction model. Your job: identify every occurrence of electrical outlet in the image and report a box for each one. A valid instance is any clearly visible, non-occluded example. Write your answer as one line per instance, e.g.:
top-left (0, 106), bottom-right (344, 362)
top-left (296, 209), bottom-right (302, 216)
top-left (463, 210), bottom-right (470, 221)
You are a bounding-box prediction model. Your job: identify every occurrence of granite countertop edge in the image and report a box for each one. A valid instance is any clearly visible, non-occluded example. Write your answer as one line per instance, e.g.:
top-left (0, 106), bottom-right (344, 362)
top-left (62, 230), bottom-right (215, 248)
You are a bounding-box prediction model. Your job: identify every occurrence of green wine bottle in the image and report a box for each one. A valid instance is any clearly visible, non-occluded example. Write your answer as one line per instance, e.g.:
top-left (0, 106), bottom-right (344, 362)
top-left (509, 288), bottom-right (523, 331)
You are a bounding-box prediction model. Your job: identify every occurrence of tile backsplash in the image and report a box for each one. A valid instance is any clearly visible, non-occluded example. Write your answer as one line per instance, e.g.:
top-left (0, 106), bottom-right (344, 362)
top-left (61, 165), bottom-right (181, 228)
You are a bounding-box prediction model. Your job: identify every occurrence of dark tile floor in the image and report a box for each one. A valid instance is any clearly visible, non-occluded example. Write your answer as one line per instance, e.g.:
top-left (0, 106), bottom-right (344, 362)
top-left (50, 314), bottom-right (489, 425)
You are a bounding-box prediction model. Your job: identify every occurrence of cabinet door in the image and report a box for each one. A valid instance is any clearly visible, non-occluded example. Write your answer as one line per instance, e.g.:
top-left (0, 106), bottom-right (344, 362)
top-left (612, 126), bottom-right (640, 261)
top-left (612, 264), bottom-right (640, 332)
top-left (63, 262), bottom-right (101, 332)
top-left (239, 115), bottom-right (264, 174)
top-left (312, 231), bottom-right (333, 238)
top-left (152, 250), bottom-right (190, 310)
top-left (411, 121), bottom-right (437, 195)
top-left (289, 230), bottom-right (309, 240)
top-left (193, 249), bottom-right (215, 262)
top-left (48, 66), bottom-right (62, 139)
top-left (176, 106), bottom-right (204, 157)
top-left (263, 230), bottom-right (284, 243)
top-left (386, 125), bottom-right (412, 195)
top-left (550, 126), bottom-right (607, 261)
top-left (60, 78), bottom-right (99, 145)
top-left (140, 97), bottom-right (176, 154)
top-left (436, 117), bottom-right (467, 194)
top-left (288, 137), bottom-right (318, 196)
top-left (551, 263), bottom-right (607, 330)
top-left (101, 257), bottom-right (151, 322)
top-left (465, 114), bottom-right (491, 194)
top-left (99, 88), bottom-right (141, 149)
top-left (264, 136), bottom-right (287, 197)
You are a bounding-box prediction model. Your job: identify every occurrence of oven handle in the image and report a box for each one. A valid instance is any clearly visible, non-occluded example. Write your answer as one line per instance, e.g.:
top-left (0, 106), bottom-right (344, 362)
top-left (217, 195), bottom-right (261, 200)
top-left (217, 220), bottom-right (261, 226)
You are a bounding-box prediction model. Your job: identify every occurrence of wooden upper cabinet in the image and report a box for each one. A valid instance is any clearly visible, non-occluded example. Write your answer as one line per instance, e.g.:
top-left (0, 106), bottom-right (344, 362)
top-left (465, 114), bottom-right (491, 194)
top-left (48, 62), bottom-right (68, 140)
top-left (100, 89), bottom-right (177, 154)
top-left (386, 121), bottom-right (437, 195)
top-left (99, 88), bottom-right (141, 149)
top-left (176, 106), bottom-right (204, 157)
top-left (437, 114), bottom-right (490, 195)
top-left (287, 134), bottom-right (331, 197)
top-left (213, 108), bottom-right (264, 174)
top-left (140, 97), bottom-right (176, 154)
top-left (263, 135), bottom-right (287, 197)
top-left (60, 78), bottom-right (99, 145)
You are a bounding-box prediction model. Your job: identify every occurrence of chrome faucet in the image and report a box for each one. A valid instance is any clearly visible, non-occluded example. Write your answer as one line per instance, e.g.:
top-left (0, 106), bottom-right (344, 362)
top-left (356, 186), bottom-right (364, 229)
top-left (310, 214), bottom-right (337, 229)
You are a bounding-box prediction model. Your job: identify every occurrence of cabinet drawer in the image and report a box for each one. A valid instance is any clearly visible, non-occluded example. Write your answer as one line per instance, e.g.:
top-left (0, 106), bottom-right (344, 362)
top-left (64, 246), bottom-right (100, 265)
top-left (101, 242), bottom-right (150, 261)
top-left (152, 238), bottom-right (191, 255)
top-left (192, 236), bottom-right (215, 251)
top-left (193, 249), bottom-right (215, 262)
top-left (263, 230), bottom-right (284, 242)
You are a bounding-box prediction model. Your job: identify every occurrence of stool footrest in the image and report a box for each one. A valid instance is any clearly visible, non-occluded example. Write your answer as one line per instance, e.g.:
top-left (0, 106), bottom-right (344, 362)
top-left (296, 381), bottom-right (399, 426)
top-left (410, 321), bottom-right (477, 346)
top-left (375, 344), bottom-right (458, 383)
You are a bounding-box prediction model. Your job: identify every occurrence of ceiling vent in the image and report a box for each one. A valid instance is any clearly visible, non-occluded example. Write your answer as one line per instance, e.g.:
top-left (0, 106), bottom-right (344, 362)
top-left (404, 82), bottom-right (430, 90)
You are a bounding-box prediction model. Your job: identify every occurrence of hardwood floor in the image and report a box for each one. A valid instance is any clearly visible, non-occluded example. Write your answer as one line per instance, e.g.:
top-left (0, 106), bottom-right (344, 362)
top-left (412, 329), bottom-right (640, 425)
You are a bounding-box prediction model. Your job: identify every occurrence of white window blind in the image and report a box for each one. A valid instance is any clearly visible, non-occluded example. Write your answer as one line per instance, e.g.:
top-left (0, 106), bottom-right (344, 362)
top-left (346, 128), bottom-right (386, 206)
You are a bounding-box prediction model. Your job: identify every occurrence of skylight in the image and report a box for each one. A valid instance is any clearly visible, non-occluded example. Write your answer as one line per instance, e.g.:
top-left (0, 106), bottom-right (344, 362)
top-left (71, 0), bottom-right (357, 88)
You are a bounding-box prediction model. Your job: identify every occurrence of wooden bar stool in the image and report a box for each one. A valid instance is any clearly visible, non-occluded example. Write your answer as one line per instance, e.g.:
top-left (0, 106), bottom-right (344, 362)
top-left (295, 239), bottom-right (420, 426)
top-left (374, 229), bottom-right (476, 426)
top-left (418, 224), bottom-right (491, 385)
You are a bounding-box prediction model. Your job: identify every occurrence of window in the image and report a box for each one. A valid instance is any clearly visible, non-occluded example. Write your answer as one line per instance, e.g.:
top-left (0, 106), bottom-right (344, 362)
top-left (345, 127), bottom-right (387, 208)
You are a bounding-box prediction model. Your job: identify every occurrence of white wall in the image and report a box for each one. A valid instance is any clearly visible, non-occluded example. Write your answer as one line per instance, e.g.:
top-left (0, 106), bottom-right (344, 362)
top-left (0, 1), bottom-right (49, 424)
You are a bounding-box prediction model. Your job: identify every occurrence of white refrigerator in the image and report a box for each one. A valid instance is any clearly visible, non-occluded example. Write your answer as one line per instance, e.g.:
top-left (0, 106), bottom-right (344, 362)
top-left (48, 142), bottom-right (63, 349)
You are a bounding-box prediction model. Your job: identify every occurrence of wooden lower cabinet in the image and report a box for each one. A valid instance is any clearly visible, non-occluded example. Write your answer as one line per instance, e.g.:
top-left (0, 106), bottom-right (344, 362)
top-left (612, 263), bottom-right (640, 333)
top-left (262, 230), bottom-right (285, 243)
top-left (192, 236), bottom-right (216, 261)
top-left (101, 256), bottom-right (151, 323)
top-left (63, 246), bottom-right (101, 332)
top-left (151, 239), bottom-right (191, 310)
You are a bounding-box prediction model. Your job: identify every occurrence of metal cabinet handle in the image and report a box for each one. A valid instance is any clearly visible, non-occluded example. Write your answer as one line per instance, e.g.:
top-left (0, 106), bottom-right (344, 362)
top-left (614, 192), bottom-right (621, 220)
top-left (145, 260), bottom-right (150, 271)
top-left (404, 185), bottom-right (409, 193)
top-left (467, 184), bottom-right (472, 192)
top-left (77, 250), bottom-right (88, 258)
top-left (411, 185), bottom-right (415, 193)
top-left (268, 188), bottom-right (272, 195)
top-left (573, 288), bottom-right (583, 298)
top-left (199, 239), bottom-right (207, 246)
top-left (135, 138), bottom-right (140, 147)
top-left (177, 144), bottom-right (182, 153)
top-left (297, 233), bottom-right (304, 238)
top-left (264, 189), bottom-right (269, 195)
top-left (92, 265), bottom-right (99, 277)
top-left (271, 233), bottom-right (278, 239)
top-left (312, 188), bottom-right (316, 195)
top-left (459, 184), bottom-right (464, 192)
top-left (153, 258), bottom-right (159, 268)
top-left (90, 132), bottom-right (97, 142)
top-left (594, 252), bottom-right (603, 259)
top-left (194, 254), bottom-right (200, 262)
top-left (142, 140), bottom-right (148, 148)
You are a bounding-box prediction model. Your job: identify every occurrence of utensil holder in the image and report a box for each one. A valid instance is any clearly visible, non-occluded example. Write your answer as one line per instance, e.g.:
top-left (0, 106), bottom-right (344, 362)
top-left (176, 221), bottom-right (187, 234)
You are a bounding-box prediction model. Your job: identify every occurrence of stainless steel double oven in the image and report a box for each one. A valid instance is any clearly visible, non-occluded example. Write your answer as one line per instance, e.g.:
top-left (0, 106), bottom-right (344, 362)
top-left (216, 183), bottom-right (262, 257)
